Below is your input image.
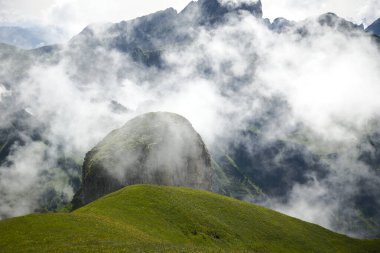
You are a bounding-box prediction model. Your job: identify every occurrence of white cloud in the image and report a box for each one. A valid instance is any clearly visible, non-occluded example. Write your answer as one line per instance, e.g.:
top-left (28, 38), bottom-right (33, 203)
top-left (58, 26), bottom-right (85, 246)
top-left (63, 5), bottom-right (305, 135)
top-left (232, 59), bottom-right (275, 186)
top-left (256, 29), bottom-right (380, 141)
top-left (0, 0), bottom-right (191, 37)
top-left (262, 0), bottom-right (380, 26)
top-left (1, 0), bottom-right (379, 40)
top-left (0, 85), bottom-right (5, 100)
top-left (219, 0), bottom-right (260, 7)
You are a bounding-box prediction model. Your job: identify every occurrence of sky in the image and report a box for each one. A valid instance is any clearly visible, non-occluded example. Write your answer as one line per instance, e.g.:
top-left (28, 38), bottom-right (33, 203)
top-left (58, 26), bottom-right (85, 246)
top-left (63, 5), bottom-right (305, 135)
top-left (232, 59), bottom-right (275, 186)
top-left (0, 0), bottom-right (379, 40)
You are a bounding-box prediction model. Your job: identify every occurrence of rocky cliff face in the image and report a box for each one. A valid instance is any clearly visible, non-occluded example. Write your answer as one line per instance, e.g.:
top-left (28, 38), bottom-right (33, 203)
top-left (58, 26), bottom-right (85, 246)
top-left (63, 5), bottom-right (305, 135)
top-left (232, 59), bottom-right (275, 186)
top-left (366, 18), bottom-right (380, 37)
top-left (67, 0), bottom-right (263, 71)
top-left (180, 0), bottom-right (262, 25)
top-left (78, 112), bottom-right (213, 205)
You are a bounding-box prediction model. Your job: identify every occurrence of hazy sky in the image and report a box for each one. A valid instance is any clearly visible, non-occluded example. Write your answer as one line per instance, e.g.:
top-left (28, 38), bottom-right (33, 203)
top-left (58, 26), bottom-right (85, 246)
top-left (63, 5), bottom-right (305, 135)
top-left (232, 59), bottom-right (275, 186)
top-left (0, 0), bottom-right (379, 37)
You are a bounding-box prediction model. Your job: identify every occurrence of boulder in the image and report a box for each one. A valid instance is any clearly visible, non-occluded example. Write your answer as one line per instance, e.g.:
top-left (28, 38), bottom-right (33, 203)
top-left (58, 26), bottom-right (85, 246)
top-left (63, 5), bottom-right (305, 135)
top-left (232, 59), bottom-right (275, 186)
top-left (77, 112), bottom-right (213, 205)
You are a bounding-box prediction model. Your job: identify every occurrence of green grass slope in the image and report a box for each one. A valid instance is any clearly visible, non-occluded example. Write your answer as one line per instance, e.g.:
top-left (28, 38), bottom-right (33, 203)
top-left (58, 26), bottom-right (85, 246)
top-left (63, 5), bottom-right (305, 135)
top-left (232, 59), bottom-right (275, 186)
top-left (0, 185), bottom-right (379, 253)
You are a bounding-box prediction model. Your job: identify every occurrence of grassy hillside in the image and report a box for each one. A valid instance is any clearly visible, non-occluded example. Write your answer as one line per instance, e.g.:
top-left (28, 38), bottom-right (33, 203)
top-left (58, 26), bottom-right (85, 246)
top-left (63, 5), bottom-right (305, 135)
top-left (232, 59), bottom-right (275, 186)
top-left (0, 185), bottom-right (379, 253)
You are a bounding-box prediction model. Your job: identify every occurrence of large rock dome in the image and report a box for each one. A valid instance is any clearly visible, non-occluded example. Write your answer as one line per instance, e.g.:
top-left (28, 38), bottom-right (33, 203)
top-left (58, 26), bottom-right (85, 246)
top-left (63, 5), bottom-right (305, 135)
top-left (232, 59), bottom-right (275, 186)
top-left (78, 112), bottom-right (213, 205)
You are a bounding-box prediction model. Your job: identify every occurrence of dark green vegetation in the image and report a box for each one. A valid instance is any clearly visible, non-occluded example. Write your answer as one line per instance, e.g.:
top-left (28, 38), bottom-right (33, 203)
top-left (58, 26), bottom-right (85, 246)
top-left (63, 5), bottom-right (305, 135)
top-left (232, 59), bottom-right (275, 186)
top-left (212, 154), bottom-right (266, 202)
top-left (1, 185), bottom-right (379, 253)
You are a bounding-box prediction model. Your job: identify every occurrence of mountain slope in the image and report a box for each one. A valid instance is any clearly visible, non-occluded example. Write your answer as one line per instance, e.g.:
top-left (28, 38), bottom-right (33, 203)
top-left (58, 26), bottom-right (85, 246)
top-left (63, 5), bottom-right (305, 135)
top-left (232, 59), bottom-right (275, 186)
top-left (366, 18), bottom-right (380, 37)
top-left (0, 185), bottom-right (379, 252)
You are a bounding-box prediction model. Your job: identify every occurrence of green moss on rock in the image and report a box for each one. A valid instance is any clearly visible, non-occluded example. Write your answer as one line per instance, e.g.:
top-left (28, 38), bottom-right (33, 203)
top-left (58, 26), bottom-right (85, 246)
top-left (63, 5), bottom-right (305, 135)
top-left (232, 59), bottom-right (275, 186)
top-left (78, 112), bottom-right (213, 205)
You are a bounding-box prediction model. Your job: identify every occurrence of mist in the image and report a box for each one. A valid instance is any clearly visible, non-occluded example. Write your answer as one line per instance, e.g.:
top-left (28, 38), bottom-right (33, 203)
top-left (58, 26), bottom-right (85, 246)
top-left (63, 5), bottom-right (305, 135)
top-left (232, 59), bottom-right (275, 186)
top-left (1, 0), bottom-right (379, 40)
top-left (0, 0), bottom-right (380, 238)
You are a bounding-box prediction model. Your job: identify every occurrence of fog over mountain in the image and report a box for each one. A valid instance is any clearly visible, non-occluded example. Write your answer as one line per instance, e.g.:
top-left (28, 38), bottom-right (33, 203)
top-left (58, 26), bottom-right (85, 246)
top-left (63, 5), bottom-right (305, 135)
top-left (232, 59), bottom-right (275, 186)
top-left (0, 0), bottom-right (380, 239)
top-left (1, 0), bottom-right (379, 39)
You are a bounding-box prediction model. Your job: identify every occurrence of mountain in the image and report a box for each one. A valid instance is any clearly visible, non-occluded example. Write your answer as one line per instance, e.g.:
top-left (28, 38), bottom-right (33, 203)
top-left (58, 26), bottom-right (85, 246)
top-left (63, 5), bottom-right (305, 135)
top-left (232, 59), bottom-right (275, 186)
top-left (0, 25), bottom-right (66, 49)
top-left (0, 109), bottom-right (44, 165)
top-left (75, 112), bottom-right (213, 206)
top-left (221, 119), bottom-right (380, 238)
top-left (317, 13), bottom-right (364, 32)
top-left (68, 0), bottom-right (263, 69)
top-left (0, 27), bottom-right (46, 49)
top-left (1, 185), bottom-right (379, 253)
top-left (182, 0), bottom-right (262, 25)
top-left (0, 0), bottom-right (380, 239)
top-left (366, 18), bottom-right (380, 37)
top-left (269, 17), bottom-right (296, 33)
top-left (267, 13), bottom-right (365, 35)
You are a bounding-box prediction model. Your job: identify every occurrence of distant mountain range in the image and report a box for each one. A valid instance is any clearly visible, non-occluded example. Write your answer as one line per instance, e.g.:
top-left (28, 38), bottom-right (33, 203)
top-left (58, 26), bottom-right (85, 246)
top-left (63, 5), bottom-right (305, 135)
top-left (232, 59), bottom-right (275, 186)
top-left (3, 0), bottom-right (378, 51)
top-left (0, 25), bottom-right (65, 49)
top-left (0, 27), bottom-right (46, 49)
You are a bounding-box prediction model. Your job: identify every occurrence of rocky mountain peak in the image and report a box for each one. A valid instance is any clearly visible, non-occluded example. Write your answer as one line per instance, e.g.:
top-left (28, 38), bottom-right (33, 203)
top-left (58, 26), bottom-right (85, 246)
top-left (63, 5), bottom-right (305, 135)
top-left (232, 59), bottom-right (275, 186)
top-left (317, 12), bottom-right (364, 32)
top-left (181, 0), bottom-right (262, 25)
top-left (76, 112), bottom-right (213, 205)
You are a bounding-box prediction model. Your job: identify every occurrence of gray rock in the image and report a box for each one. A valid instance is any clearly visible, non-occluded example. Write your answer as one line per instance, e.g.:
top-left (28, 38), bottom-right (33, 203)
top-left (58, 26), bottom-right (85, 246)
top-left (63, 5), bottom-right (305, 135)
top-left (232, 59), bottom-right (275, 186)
top-left (366, 18), bottom-right (380, 37)
top-left (78, 112), bottom-right (213, 205)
